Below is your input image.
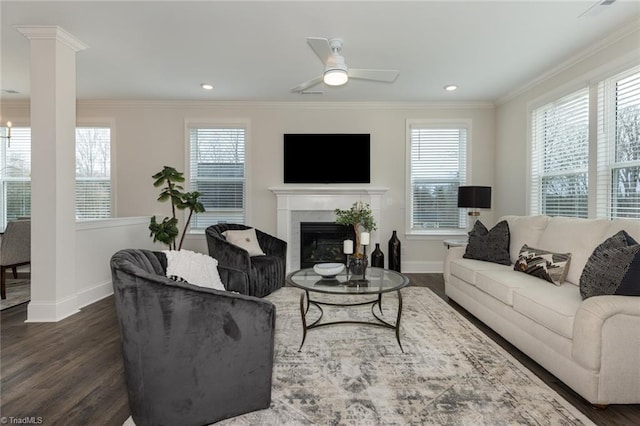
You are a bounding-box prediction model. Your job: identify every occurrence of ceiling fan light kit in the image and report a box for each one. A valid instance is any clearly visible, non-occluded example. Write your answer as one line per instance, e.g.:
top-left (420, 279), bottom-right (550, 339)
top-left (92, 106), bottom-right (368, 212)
top-left (324, 68), bottom-right (348, 86)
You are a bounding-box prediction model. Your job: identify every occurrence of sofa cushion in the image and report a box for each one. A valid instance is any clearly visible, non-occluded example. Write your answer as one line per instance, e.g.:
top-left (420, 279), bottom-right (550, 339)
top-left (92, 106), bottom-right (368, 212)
top-left (605, 218), bottom-right (640, 243)
top-left (463, 220), bottom-right (511, 265)
top-left (511, 284), bottom-right (583, 339)
top-left (536, 217), bottom-right (611, 285)
top-left (500, 215), bottom-right (550, 264)
top-left (475, 269), bottom-right (550, 306)
top-left (513, 245), bottom-right (571, 286)
top-left (580, 230), bottom-right (640, 299)
top-left (450, 258), bottom-right (510, 286)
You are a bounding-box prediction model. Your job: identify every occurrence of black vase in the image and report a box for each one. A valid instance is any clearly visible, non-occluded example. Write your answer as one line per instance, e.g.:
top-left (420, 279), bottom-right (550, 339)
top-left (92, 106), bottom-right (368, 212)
top-left (371, 243), bottom-right (384, 268)
top-left (388, 230), bottom-right (401, 272)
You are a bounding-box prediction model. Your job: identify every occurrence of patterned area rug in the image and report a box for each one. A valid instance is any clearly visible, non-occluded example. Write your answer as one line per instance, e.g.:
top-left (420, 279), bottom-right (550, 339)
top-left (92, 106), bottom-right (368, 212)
top-left (0, 279), bottom-right (30, 311)
top-left (220, 287), bottom-right (594, 426)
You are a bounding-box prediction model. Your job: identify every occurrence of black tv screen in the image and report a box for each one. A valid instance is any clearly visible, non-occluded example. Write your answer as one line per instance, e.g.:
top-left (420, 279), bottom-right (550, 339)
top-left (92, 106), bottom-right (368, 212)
top-left (283, 134), bottom-right (371, 184)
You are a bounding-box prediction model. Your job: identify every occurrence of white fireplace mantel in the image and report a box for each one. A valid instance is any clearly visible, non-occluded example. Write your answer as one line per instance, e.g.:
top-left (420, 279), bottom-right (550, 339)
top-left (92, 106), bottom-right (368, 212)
top-left (269, 186), bottom-right (389, 271)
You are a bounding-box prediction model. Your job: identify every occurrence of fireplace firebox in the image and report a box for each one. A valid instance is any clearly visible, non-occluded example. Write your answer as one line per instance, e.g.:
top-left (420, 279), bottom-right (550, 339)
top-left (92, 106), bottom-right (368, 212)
top-left (300, 222), bottom-right (355, 269)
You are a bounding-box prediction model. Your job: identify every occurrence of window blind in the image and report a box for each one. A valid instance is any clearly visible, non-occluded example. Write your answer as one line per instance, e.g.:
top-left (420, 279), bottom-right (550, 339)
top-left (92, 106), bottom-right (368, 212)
top-left (597, 66), bottom-right (640, 219)
top-left (409, 125), bottom-right (467, 232)
top-left (530, 88), bottom-right (589, 217)
top-left (189, 127), bottom-right (246, 229)
top-left (1, 127), bottom-right (31, 229)
top-left (76, 127), bottom-right (111, 219)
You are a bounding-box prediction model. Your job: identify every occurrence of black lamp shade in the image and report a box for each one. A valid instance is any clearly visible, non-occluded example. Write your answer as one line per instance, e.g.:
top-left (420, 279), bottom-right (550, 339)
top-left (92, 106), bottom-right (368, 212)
top-left (458, 186), bottom-right (491, 209)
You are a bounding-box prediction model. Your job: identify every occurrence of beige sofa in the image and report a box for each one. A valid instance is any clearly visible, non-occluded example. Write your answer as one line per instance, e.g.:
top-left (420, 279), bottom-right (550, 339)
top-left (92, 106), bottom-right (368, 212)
top-left (444, 215), bottom-right (640, 405)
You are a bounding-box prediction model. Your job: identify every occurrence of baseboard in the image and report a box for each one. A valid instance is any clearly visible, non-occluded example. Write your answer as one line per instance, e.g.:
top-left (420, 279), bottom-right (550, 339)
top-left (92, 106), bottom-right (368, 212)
top-left (26, 294), bottom-right (80, 322)
top-left (76, 279), bottom-right (113, 309)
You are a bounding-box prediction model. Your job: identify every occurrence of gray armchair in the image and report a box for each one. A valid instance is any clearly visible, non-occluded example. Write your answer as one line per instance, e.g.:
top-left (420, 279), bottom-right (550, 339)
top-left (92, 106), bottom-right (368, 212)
top-left (110, 249), bottom-right (276, 426)
top-left (205, 224), bottom-right (287, 297)
top-left (1, 219), bottom-right (30, 299)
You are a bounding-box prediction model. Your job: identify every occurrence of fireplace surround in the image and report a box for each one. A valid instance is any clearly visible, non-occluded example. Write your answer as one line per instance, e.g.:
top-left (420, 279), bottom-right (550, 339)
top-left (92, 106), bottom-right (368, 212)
top-left (269, 187), bottom-right (388, 271)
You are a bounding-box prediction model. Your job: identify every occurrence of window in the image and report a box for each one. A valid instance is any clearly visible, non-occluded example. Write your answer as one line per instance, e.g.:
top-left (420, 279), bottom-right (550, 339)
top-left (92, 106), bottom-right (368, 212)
top-left (530, 88), bottom-right (589, 217)
top-left (0, 125), bottom-right (112, 230)
top-left (0, 127), bottom-right (31, 230)
top-left (597, 67), bottom-right (640, 219)
top-left (407, 121), bottom-right (468, 234)
top-left (189, 126), bottom-right (246, 230)
top-left (76, 127), bottom-right (111, 219)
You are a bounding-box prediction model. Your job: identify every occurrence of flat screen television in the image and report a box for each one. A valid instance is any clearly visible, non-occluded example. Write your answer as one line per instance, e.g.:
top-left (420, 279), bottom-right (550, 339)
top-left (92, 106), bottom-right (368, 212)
top-left (283, 133), bottom-right (370, 184)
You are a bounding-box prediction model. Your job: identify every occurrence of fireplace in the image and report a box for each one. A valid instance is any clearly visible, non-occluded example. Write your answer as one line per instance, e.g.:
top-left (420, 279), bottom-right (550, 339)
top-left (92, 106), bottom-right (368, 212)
top-left (269, 186), bottom-right (388, 271)
top-left (300, 222), bottom-right (355, 268)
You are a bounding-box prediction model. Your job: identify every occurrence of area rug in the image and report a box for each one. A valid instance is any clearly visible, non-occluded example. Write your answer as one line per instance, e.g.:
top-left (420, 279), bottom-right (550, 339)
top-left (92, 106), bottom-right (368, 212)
top-left (124, 287), bottom-right (595, 425)
top-left (218, 287), bottom-right (594, 425)
top-left (0, 279), bottom-right (30, 311)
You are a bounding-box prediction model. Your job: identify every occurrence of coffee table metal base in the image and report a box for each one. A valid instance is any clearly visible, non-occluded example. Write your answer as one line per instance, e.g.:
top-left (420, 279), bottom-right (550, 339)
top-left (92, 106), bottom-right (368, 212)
top-left (298, 289), bottom-right (404, 353)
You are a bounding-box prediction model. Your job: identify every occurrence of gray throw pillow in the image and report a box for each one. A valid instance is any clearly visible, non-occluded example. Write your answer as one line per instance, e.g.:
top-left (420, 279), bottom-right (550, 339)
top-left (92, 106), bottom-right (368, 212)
top-left (579, 230), bottom-right (640, 300)
top-left (463, 220), bottom-right (511, 265)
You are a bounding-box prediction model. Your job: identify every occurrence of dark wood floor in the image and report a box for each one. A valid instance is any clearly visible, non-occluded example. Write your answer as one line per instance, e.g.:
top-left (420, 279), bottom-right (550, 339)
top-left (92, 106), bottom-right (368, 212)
top-left (1, 274), bottom-right (638, 425)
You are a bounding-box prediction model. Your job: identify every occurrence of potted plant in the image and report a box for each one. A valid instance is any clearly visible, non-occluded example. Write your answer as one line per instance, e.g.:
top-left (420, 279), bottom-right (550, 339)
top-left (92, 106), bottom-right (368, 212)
top-left (148, 165), bottom-right (205, 250)
top-left (334, 201), bottom-right (377, 257)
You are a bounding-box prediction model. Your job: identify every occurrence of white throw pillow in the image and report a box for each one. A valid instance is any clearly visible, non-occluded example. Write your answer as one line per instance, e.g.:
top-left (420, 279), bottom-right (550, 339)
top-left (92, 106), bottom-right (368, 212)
top-left (163, 249), bottom-right (226, 291)
top-left (222, 228), bottom-right (266, 256)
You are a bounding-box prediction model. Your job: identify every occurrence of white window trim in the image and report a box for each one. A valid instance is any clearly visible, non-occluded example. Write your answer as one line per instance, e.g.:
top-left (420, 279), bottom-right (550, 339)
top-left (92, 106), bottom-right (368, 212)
top-left (405, 118), bottom-right (472, 238)
top-left (184, 118), bottom-right (251, 234)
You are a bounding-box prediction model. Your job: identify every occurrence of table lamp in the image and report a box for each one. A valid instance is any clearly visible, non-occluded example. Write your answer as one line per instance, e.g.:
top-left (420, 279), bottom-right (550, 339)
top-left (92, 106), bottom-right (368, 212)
top-left (457, 186), bottom-right (491, 225)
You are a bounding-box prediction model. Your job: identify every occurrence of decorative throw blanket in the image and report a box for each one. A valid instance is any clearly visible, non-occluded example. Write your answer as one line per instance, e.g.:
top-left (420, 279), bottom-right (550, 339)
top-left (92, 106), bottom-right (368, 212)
top-left (163, 250), bottom-right (225, 291)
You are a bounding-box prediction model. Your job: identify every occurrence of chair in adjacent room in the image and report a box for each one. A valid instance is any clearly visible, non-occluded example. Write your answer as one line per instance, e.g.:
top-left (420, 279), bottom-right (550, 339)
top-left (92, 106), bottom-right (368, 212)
top-left (110, 248), bottom-right (276, 426)
top-left (205, 224), bottom-right (287, 297)
top-left (1, 219), bottom-right (30, 299)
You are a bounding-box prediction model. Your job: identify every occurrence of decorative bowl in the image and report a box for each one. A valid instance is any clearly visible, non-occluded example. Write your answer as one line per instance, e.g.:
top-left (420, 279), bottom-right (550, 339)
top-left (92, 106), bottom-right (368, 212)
top-left (313, 262), bottom-right (345, 278)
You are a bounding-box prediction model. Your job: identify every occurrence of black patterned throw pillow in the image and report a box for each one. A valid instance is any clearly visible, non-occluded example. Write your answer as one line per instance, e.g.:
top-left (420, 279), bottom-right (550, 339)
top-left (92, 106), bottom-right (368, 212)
top-left (579, 230), bottom-right (640, 299)
top-left (463, 220), bottom-right (511, 265)
top-left (167, 274), bottom-right (188, 283)
top-left (514, 245), bottom-right (571, 286)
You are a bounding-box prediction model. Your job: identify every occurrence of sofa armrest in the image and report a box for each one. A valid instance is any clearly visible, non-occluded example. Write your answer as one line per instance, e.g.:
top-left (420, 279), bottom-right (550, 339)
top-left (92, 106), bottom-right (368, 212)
top-left (572, 295), bottom-right (640, 371)
top-left (444, 246), bottom-right (466, 284)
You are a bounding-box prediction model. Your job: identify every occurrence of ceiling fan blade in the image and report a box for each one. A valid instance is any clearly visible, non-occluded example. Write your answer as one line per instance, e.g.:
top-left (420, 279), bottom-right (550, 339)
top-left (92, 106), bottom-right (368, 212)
top-left (307, 37), bottom-right (333, 65)
top-left (291, 75), bottom-right (324, 93)
top-left (348, 68), bottom-right (400, 82)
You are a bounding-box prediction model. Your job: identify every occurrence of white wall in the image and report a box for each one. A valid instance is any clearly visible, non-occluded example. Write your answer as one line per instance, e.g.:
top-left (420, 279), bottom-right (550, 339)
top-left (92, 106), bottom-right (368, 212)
top-left (75, 217), bottom-right (161, 309)
top-left (72, 101), bottom-right (496, 272)
top-left (494, 24), bottom-right (640, 219)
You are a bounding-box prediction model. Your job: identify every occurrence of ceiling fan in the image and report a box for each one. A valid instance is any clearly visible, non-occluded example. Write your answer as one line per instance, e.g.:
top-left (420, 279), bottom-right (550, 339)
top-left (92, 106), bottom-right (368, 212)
top-left (291, 37), bottom-right (400, 93)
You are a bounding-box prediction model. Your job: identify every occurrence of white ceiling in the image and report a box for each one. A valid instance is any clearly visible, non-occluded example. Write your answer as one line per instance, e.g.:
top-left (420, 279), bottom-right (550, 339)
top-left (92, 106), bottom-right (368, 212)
top-left (1, 1), bottom-right (639, 103)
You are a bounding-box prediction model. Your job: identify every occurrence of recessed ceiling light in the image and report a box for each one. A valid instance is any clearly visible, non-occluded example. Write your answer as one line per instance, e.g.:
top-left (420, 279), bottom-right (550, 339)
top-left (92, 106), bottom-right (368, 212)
top-left (444, 84), bottom-right (458, 92)
top-left (201, 83), bottom-right (214, 90)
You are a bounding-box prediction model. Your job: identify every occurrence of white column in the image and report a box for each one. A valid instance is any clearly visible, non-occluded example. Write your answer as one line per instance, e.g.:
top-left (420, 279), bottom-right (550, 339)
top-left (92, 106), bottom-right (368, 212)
top-left (16, 26), bottom-right (88, 322)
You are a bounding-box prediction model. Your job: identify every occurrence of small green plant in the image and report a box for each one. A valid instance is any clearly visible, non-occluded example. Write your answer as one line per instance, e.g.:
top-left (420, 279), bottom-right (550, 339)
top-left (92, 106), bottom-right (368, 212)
top-left (334, 201), bottom-right (377, 256)
top-left (149, 166), bottom-right (205, 250)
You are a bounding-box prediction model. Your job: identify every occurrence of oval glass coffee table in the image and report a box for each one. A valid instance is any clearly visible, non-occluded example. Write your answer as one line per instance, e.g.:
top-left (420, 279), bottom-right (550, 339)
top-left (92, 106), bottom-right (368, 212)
top-left (286, 267), bottom-right (409, 353)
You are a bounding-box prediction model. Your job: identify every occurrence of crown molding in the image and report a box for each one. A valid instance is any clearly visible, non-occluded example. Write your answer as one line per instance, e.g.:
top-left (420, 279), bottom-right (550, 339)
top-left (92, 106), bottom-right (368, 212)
top-left (15, 25), bottom-right (88, 52)
top-left (496, 18), bottom-right (640, 106)
top-left (73, 99), bottom-right (495, 110)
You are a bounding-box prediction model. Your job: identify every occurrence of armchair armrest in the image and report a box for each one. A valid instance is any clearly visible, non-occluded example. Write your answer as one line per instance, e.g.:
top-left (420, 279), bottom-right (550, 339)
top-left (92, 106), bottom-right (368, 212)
top-left (206, 232), bottom-right (252, 273)
top-left (256, 229), bottom-right (287, 260)
top-left (217, 265), bottom-right (249, 294)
